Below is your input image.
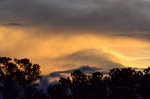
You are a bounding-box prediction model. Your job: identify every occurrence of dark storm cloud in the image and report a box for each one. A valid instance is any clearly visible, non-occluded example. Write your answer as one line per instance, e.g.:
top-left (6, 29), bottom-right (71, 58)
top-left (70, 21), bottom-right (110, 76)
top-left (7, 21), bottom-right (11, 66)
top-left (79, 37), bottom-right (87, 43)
top-left (1, 0), bottom-right (150, 38)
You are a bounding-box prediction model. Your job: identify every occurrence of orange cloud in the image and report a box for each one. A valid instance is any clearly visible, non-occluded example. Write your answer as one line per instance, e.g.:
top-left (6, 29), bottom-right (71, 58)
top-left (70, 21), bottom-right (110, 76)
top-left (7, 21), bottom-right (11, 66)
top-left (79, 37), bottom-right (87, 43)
top-left (0, 26), bottom-right (150, 74)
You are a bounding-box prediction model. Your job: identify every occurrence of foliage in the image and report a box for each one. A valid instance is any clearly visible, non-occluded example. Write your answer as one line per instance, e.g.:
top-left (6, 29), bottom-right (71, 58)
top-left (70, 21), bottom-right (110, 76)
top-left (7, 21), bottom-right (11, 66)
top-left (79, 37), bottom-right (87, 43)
top-left (0, 57), bottom-right (47, 99)
top-left (48, 67), bottom-right (150, 99)
top-left (1, 57), bottom-right (150, 99)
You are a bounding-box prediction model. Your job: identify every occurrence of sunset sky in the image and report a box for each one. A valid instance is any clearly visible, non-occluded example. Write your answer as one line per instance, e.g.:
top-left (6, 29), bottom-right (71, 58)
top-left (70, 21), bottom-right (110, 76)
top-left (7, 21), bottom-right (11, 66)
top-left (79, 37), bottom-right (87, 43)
top-left (1, 0), bottom-right (150, 74)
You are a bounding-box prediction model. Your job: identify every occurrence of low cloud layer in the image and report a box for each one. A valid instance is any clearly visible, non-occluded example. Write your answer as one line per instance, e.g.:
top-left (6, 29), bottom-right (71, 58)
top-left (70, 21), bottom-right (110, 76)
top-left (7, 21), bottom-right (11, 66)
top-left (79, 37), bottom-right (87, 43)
top-left (49, 65), bottom-right (103, 78)
top-left (39, 65), bottom-right (106, 90)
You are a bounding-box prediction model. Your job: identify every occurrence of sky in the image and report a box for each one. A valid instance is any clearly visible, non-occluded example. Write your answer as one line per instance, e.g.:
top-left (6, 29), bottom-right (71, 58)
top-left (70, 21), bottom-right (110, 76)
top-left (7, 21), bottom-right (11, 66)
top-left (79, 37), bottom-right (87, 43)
top-left (1, 0), bottom-right (150, 75)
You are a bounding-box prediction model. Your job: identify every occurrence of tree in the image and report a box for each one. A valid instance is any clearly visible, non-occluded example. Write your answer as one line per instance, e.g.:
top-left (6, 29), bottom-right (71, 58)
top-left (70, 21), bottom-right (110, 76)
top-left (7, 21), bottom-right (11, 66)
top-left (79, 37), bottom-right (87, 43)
top-left (47, 77), bottom-right (72, 99)
top-left (70, 70), bottom-right (91, 99)
top-left (0, 57), bottom-right (42, 99)
top-left (88, 72), bottom-right (106, 99)
top-left (109, 68), bottom-right (136, 99)
top-left (141, 67), bottom-right (150, 99)
top-left (91, 72), bottom-right (103, 83)
top-left (71, 70), bottom-right (88, 87)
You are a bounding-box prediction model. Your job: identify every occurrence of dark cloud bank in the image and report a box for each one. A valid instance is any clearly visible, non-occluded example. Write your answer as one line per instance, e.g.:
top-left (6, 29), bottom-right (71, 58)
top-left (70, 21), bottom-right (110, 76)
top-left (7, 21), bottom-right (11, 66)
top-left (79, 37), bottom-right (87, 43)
top-left (1, 0), bottom-right (150, 39)
top-left (39, 65), bottom-right (108, 90)
top-left (49, 65), bottom-right (103, 78)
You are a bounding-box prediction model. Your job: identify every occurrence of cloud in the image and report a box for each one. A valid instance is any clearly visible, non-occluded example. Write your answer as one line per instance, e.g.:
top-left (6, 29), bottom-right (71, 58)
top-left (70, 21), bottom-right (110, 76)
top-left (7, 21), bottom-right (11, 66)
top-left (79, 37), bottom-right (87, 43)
top-left (39, 65), bottom-right (109, 90)
top-left (40, 48), bottom-right (124, 78)
top-left (49, 72), bottom-right (62, 78)
top-left (0, 0), bottom-right (150, 40)
top-left (39, 76), bottom-right (50, 91)
top-left (49, 49), bottom-right (124, 71)
top-left (6, 23), bottom-right (25, 26)
top-left (39, 65), bottom-right (103, 90)
top-left (0, 28), bottom-right (149, 74)
top-left (49, 65), bottom-right (103, 78)
top-left (138, 58), bottom-right (150, 61)
top-left (4, 23), bottom-right (26, 26)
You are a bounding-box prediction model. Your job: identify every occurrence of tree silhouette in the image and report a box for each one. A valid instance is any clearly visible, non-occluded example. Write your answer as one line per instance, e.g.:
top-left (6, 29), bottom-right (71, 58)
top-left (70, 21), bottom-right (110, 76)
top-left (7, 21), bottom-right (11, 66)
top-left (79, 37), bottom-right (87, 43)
top-left (71, 70), bottom-right (88, 87)
top-left (0, 57), bottom-right (44, 99)
top-left (109, 68), bottom-right (140, 99)
top-left (88, 72), bottom-right (106, 99)
top-left (1, 57), bottom-right (148, 99)
top-left (71, 70), bottom-right (90, 99)
top-left (47, 77), bottom-right (72, 99)
top-left (140, 67), bottom-right (150, 99)
top-left (46, 67), bottom-right (150, 99)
